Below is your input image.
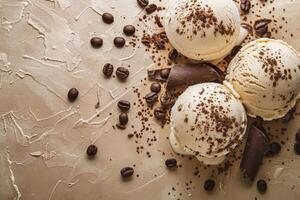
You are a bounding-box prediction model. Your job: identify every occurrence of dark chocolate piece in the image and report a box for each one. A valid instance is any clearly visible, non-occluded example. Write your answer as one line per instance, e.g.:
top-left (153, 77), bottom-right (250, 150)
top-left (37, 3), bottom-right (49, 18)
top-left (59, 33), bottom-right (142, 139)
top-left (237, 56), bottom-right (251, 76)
top-left (86, 144), bottom-right (98, 157)
top-left (257, 179), bottom-right (267, 193)
top-left (203, 179), bottom-right (215, 191)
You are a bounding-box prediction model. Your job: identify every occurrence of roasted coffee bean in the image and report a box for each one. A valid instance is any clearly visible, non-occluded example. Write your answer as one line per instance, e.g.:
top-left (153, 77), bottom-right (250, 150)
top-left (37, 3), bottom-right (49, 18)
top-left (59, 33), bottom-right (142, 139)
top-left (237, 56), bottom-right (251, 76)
top-left (119, 113), bottom-right (128, 125)
top-left (154, 15), bottom-right (163, 28)
top-left (145, 4), bottom-right (157, 14)
top-left (86, 144), bottom-right (98, 157)
top-left (137, 0), bottom-right (149, 8)
top-left (116, 67), bottom-right (129, 79)
top-left (120, 167), bottom-right (134, 178)
top-left (165, 158), bottom-right (177, 168)
top-left (168, 49), bottom-right (179, 60)
top-left (160, 69), bottom-right (170, 79)
top-left (294, 142), bottom-right (300, 155)
top-left (102, 63), bottom-right (114, 77)
top-left (160, 92), bottom-right (175, 109)
top-left (266, 142), bottom-right (281, 156)
top-left (296, 130), bottom-right (300, 142)
top-left (240, 0), bottom-right (251, 13)
top-left (257, 179), bottom-right (267, 193)
top-left (68, 88), bottom-right (79, 102)
top-left (254, 19), bottom-right (272, 36)
top-left (123, 25), bottom-right (136, 36)
top-left (117, 100), bottom-right (131, 111)
top-left (145, 92), bottom-right (158, 106)
top-left (102, 12), bottom-right (114, 24)
top-left (114, 37), bottom-right (126, 48)
top-left (150, 82), bottom-right (161, 93)
top-left (90, 37), bottom-right (103, 48)
top-left (204, 179), bottom-right (215, 191)
top-left (154, 107), bottom-right (166, 120)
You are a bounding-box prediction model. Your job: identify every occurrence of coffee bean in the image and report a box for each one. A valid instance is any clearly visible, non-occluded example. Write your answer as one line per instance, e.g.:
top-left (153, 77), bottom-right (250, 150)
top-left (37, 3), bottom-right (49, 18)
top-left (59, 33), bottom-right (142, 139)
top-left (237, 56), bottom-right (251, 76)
top-left (168, 49), bottom-right (179, 60)
top-left (137, 0), bottom-right (149, 8)
top-left (120, 167), bottom-right (134, 178)
top-left (145, 92), bottom-right (158, 106)
top-left (150, 82), bottom-right (161, 93)
top-left (86, 144), bottom-right (98, 157)
top-left (145, 4), bottom-right (157, 14)
top-left (119, 113), bottom-right (128, 125)
top-left (160, 92), bottom-right (175, 109)
top-left (257, 179), bottom-right (267, 193)
top-left (102, 63), bottom-right (114, 78)
top-left (123, 25), bottom-right (136, 36)
top-left (266, 142), bottom-right (281, 156)
top-left (154, 107), bottom-right (166, 120)
top-left (118, 100), bottom-right (131, 111)
top-left (240, 0), bottom-right (251, 13)
top-left (102, 12), bottom-right (114, 24)
top-left (165, 158), bottom-right (177, 168)
top-left (68, 88), bottom-right (79, 102)
top-left (254, 19), bottom-right (272, 36)
top-left (127, 133), bottom-right (134, 138)
top-left (204, 179), bottom-right (215, 191)
top-left (296, 130), bottom-right (300, 142)
top-left (294, 142), bottom-right (300, 155)
top-left (160, 69), bottom-right (170, 79)
top-left (90, 37), bottom-right (103, 48)
top-left (154, 15), bottom-right (163, 28)
top-left (116, 67), bottom-right (129, 79)
top-left (114, 37), bottom-right (126, 48)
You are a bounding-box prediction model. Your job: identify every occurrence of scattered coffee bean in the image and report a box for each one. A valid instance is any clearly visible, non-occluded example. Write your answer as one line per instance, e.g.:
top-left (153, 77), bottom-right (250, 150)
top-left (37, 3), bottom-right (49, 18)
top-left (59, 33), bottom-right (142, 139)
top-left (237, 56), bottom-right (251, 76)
top-left (154, 15), bottom-right (163, 28)
top-left (119, 113), bottom-right (129, 125)
top-left (266, 142), bottom-right (281, 156)
top-left (137, 0), bottom-right (149, 8)
top-left (257, 179), bottom-right (267, 193)
top-left (168, 49), bottom-right (179, 60)
top-left (86, 144), bottom-right (98, 157)
top-left (118, 100), bottom-right (131, 111)
top-left (160, 69), bottom-right (170, 79)
top-left (102, 12), bottom-right (114, 24)
top-left (116, 67), bottom-right (129, 80)
top-left (102, 63), bottom-right (114, 78)
top-left (127, 133), bottom-right (134, 138)
top-left (123, 25), bottom-right (136, 36)
top-left (150, 82), bottom-right (161, 93)
top-left (154, 107), bottom-right (166, 120)
top-left (294, 142), bottom-right (300, 155)
top-left (68, 88), bottom-right (79, 102)
top-left (90, 37), bottom-right (103, 48)
top-left (160, 92), bottom-right (176, 109)
top-left (254, 19), bottom-right (272, 36)
top-left (165, 158), bottom-right (177, 168)
top-left (240, 0), bottom-right (251, 13)
top-left (114, 37), bottom-right (126, 48)
top-left (120, 167), bottom-right (134, 178)
top-left (145, 92), bottom-right (158, 106)
top-left (145, 4), bottom-right (157, 14)
top-left (116, 123), bottom-right (126, 130)
top-left (296, 130), bottom-right (300, 142)
top-left (204, 179), bottom-right (215, 191)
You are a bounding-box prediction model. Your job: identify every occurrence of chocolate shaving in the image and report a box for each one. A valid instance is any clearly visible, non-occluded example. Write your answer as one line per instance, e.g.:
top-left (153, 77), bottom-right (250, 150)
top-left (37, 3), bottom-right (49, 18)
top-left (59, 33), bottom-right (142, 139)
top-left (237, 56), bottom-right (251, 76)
top-left (240, 124), bottom-right (269, 181)
top-left (166, 63), bottom-right (223, 89)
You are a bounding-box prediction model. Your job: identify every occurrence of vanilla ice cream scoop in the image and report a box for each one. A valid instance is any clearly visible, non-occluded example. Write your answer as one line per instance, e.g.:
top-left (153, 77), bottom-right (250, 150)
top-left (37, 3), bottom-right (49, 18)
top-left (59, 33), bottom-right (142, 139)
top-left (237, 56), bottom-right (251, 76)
top-left (224, 39), bottom-right (300, 121)
top-left (164, 0), bottom-right (247, 61)
top-left (170, 83), bottom-right (247, 165)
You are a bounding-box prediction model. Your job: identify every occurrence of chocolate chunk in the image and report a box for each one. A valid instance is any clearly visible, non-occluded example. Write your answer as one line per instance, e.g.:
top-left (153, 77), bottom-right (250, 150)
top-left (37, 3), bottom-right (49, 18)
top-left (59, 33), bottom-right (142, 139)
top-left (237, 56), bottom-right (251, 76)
top-left (257, 180), bottom-right (267, 193)
top-left (294, 142), bottom-right (300, 155)
top-left (266, 142), bottom-right (281, 156)
top-left (145, 92), bottom-right (158, 106)
top-left (240, 0), bottom-right (251, 13)
top-left (240, 124), bottom-right (269, 180)
top-left (145, 4), bottom-right (157, 14)
top-left (150, 82), bottom-right (161, 93)
top-left (118, 100), bottom-right (131, 111)
top-left (120, 167), bottom-right (134, 178)
top-left (166, 63), bottom-right (222, 89)
top-left (204, 179), bottom-right (215, 191)
top-left (102, 63), bottom-right (114, 78)
top-left (168, 49), bottom-right (179, 60)
top-left (165, 158), bottom-right (177, 168)
top-left (154, 15), bottom-right (163, 28)
top-left (119, 113), bottom-right (129, 125)
top-left (114, 37), bottom-right (126, 48)
top-left (137, 0), bottom-right (149, 8)
top-left (86, 144), bottom-right (98, 157)
top-left (116, 123), bottom-right (126, 130)
top-left (160, 91), bottom-right (176, 109)
top-left (254, 19), bottom-right (272, 36)
top-left (123, 25), bottom-right (136, 36)
top-left (68, 88), bottom-right (79, 102)
top-left (102, 13), bottom-right (114, 24)
top-left (296, 130), bottom-right (300, 142)
top-left (90, 37), bottom-right (103, 48)
top-left (154, 107), bottom-right (166, 120)
top-left (116, 67), bottom-right (129, 80)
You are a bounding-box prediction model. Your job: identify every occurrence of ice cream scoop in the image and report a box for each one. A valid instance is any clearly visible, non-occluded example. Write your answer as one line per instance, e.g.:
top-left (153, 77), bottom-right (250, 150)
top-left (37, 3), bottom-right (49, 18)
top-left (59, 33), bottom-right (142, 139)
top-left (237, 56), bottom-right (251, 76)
top-left (164, 0), bottom-right (247, 61)
top-left (169, 83), bottom-right (247, 165)
top-left (224, 38), bottom-right (300, 121)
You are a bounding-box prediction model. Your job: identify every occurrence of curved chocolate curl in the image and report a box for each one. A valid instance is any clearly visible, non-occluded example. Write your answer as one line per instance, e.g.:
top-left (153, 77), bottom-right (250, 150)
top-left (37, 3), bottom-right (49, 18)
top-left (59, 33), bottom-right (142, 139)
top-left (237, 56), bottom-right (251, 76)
top-left (240, 124), bottom-right (269, 181)
top-left (166, 63), bottom-right (223, 89)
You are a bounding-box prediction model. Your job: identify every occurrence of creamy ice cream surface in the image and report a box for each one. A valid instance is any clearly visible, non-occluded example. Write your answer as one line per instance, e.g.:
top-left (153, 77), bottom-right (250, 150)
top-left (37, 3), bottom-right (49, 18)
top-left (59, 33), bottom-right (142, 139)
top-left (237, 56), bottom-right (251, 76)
top-left (170, 83), bottom-right (247, 165)
top-left (225, 38), bottom-right (300, 121)
top-left (164, 0), bottom-right (245, 61)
